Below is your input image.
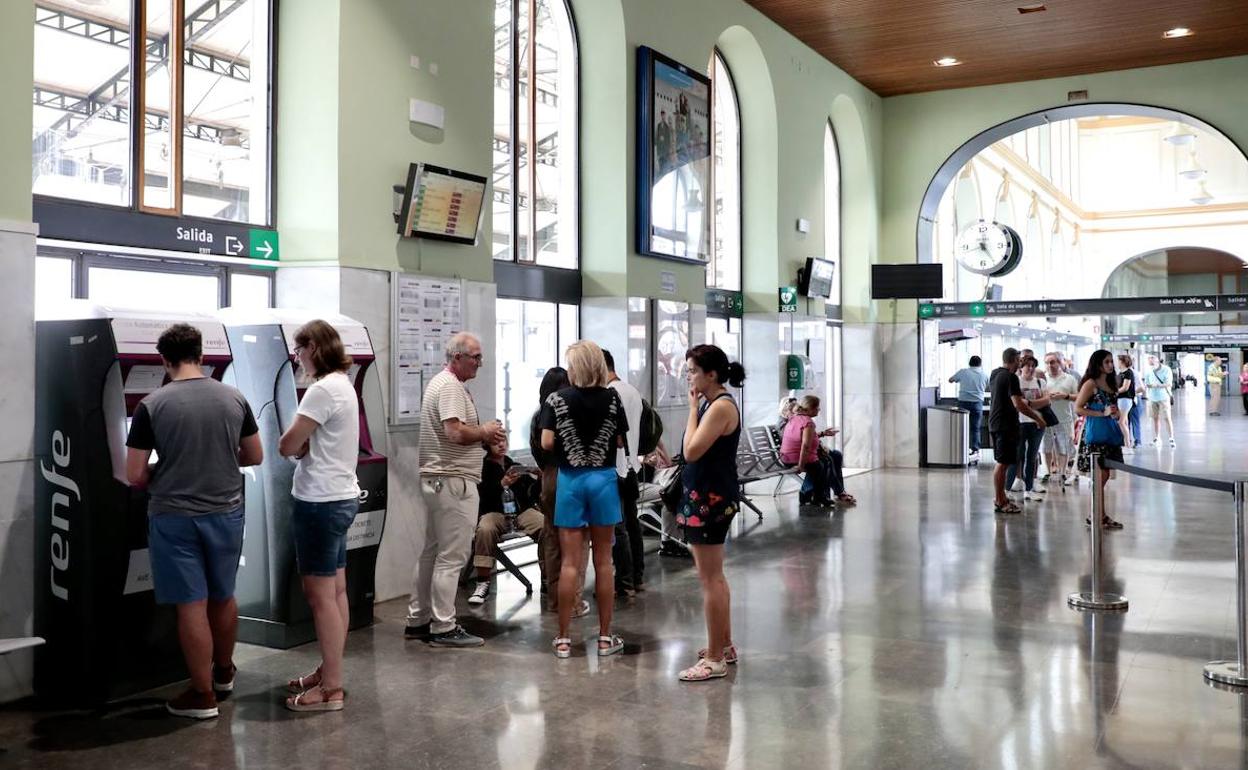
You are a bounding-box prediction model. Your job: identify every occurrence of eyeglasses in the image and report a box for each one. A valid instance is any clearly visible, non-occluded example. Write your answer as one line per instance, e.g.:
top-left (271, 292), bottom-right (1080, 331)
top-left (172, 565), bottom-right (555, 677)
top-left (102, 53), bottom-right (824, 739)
top-left (460, 352), bottom-right (484, 363)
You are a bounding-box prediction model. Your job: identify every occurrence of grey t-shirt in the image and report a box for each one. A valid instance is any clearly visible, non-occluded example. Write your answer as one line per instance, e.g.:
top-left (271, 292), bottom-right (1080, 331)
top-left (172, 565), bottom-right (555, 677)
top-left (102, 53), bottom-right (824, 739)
top-left (126, 377), bottom-right (258, 515)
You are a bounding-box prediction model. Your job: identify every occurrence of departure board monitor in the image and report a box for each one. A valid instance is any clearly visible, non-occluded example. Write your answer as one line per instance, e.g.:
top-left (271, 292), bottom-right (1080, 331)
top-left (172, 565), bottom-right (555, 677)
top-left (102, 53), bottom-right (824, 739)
top-left (397, 163), bottom-right (487, 245)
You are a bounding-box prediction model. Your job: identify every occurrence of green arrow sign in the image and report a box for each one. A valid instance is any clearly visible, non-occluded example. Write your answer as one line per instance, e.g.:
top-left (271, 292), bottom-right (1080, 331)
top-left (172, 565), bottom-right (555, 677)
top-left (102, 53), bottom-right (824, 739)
top-left (249, 229), bottom-right (279, 261)
top-left (919, 303), bottom-right (935, 318)
top-left (969, 302), bottom-right (987, 317)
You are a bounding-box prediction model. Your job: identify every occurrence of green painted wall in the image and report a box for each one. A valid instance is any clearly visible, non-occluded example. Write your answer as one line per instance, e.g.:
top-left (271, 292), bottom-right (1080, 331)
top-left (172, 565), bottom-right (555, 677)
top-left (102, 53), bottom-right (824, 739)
top-left (336, 0), bottom-right (494, 280)
top-left (275, 0), bottom-right (883, 309)
top-left (0, 1), bottom-right (34, 222)
top-left (880, 55), bottom-right (1248, 279)
top-left (275, 0), bottom-right (341, 262)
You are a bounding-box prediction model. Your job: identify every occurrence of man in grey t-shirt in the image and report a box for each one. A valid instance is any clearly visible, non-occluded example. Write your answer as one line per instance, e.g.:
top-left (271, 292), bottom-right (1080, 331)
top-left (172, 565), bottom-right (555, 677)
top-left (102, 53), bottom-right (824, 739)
top-left (125, 324), bottom-right (263, 720)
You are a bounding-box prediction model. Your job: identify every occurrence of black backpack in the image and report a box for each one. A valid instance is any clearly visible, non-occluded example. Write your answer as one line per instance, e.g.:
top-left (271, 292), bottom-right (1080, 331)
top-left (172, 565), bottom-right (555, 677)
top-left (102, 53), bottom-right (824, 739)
top-left (637, 398), bottom-right (664, 456)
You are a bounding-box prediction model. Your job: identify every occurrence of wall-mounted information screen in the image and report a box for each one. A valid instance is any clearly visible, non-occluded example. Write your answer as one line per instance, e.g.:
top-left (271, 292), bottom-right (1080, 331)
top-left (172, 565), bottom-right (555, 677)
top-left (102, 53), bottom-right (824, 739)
top-left (397, 163), bottom-right (487, 245)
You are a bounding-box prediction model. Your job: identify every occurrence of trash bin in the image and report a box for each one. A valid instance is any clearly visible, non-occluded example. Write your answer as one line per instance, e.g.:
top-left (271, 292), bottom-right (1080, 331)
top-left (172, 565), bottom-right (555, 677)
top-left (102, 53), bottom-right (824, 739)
top-left (923, 406), bottom-right (969, 468)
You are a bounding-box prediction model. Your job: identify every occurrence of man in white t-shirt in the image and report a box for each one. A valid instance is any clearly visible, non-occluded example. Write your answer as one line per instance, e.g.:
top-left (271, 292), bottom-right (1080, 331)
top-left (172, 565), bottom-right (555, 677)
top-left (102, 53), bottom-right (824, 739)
top-left (604, 350), bottom-right (644, 592)
top-left (1142, 354), bottom-right (1176, 447)
top-left (405, 332), bottom-right (505, 648)
top-left (1042, 352), bottom-right (1079, 487)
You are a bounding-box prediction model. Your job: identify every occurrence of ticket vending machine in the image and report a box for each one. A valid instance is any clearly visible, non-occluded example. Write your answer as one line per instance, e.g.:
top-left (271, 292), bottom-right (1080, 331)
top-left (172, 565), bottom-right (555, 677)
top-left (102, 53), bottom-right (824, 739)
top-left (220, 310), bottom-right (388, 648)
top-left (34, 303), bottom-right (235, 703)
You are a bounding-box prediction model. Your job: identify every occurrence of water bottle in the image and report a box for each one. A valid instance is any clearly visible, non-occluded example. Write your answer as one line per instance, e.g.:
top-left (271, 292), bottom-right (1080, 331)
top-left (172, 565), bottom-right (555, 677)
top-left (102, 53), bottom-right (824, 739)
top-left (502, 487), bottom-right (517, 532)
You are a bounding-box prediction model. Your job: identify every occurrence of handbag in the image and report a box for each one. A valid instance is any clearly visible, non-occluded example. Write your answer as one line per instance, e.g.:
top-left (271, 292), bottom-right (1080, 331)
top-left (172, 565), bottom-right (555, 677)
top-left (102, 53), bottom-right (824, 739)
top-left (1083, 414), bottom-right (1123, 446)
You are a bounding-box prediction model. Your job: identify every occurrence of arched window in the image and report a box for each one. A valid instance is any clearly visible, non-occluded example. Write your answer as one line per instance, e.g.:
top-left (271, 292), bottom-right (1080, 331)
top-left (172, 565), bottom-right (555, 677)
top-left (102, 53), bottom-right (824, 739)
top-left (492, 0), bottom-right (578, 268)
top-left (823, 121), bottom-right (841, 303)
top-left (708, 51), bottom-right (740, 290)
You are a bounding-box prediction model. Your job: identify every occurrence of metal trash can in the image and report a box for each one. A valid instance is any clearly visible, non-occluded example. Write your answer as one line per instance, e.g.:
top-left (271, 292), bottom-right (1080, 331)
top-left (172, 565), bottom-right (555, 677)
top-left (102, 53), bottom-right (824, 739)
top-left (923, 406), bottom-right (969, 468)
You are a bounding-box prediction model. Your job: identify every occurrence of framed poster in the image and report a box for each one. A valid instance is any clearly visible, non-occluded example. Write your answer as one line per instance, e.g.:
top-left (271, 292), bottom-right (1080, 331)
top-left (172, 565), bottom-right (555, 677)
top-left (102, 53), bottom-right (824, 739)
top-left (636, 46), bottom-right (712, 264)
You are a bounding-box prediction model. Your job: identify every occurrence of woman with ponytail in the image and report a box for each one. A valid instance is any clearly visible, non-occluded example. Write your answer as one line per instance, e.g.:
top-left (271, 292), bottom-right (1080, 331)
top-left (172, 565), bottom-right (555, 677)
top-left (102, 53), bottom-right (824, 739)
top-left (676, 344), bottom-right (745, 682)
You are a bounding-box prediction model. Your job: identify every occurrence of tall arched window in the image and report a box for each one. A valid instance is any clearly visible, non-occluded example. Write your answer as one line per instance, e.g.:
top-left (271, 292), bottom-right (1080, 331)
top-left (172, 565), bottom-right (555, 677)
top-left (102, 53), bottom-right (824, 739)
top-left (823, 121), bottom-right (841, 303)
top-left (708, 51), bottom-right (741, 290)
top-left (492, 0), bottom-right (578, 268)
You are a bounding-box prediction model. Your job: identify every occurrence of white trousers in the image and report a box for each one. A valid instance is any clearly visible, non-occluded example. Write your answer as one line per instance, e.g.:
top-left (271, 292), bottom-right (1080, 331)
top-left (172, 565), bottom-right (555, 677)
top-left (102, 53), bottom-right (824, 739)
top-left (406, 475), bottom-right (478, 634)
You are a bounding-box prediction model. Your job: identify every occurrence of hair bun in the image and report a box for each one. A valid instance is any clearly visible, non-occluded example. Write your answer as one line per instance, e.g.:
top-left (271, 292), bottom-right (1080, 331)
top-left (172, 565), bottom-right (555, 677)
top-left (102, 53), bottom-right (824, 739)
top-left (726, 361), bottom-right (747, 388)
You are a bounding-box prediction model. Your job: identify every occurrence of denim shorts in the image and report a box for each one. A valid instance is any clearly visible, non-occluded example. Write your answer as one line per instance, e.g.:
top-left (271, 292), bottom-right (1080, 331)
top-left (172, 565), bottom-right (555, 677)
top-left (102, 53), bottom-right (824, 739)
top-left (148, 508), bottom-right (245, 605)
top-left (292, 497), bottom-right (359, 577)
top-left (554, 467), bottom-right (622, 528)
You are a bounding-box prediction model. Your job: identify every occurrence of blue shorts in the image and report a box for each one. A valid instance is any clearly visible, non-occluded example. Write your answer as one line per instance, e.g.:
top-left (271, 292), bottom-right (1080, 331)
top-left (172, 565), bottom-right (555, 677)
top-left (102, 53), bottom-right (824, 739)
top-left (554, 467), bottom-right (622, 528)
top-left (292, 497), bottom-right (359, 577)
top-left (148, 508), bottom-right (245, 605)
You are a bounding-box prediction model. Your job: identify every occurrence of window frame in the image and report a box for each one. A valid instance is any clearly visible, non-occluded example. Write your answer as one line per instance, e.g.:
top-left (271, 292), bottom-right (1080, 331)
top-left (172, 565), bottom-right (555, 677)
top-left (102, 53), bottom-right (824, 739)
top-left (707, 49), bottom-right (743, 292)
top-left (32, 0), bottom-right (279, 227)
top-left (492, 0), bottom-right (581, 269)
top-left (824, 119), bottom-right (842, 307)
top-left (36, 246), bottom-right (275, 310)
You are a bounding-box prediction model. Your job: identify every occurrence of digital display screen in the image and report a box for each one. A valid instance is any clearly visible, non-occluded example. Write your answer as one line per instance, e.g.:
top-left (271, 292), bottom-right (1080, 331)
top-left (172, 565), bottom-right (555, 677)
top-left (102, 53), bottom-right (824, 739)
top-left (871, 264), bottom-right (944, 300)
top-left (802, 258), bottom-right (835, 299)
top-left (398, 163), bottom-right (487, 245)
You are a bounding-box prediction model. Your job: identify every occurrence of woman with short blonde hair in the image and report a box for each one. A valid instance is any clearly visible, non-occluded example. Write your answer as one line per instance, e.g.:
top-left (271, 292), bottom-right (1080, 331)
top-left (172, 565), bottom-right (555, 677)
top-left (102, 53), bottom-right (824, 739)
top-left (778, 394), bottom-right (855, 507)
top-left (565, 340), bottom-right (610, 388)
top-left (540, 340), bottom-right (628, 658)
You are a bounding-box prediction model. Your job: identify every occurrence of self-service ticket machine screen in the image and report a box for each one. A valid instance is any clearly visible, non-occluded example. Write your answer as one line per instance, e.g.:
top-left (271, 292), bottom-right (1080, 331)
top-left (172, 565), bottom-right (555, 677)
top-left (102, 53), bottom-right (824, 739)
top-left (34, 306), bottom-right (234, 703)
top-left (223, 312), bottom-right (387, 648)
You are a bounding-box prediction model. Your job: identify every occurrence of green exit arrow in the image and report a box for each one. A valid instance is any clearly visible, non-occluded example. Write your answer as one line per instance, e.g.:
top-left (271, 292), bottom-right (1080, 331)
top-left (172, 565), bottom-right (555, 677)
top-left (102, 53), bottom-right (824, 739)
top-left (249, 229), bottom-right (279, 261)
top-left (918, 304), bottom-right (935, 318)
top-left (969, 303), bottom-right (987, 317)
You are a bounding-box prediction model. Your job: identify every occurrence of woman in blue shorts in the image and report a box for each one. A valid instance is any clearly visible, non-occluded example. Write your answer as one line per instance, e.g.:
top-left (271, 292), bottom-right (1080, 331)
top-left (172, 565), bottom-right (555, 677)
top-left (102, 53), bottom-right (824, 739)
top-left (278, 320), bottom-right (360, 711)
top-left (540, 340), bottom-right (629, 658)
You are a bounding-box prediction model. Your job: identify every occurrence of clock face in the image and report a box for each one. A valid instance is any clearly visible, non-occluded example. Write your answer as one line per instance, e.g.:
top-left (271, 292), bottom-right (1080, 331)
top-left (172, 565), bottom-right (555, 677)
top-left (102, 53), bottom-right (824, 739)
top-left (955, 220), bottom-right (1015, 275)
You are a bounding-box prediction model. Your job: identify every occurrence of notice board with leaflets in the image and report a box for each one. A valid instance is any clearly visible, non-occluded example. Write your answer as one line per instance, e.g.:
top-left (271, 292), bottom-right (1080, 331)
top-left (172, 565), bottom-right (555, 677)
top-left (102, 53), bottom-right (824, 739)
top-left (390, 274), bottom-right (464, 426)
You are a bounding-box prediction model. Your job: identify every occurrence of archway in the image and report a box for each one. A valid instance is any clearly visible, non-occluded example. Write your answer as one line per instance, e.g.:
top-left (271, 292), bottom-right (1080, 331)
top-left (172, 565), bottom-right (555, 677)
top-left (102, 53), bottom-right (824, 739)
top-left (1102, 246), bottom-right (1248, 335)
top-left (915, 103), bottom-right (1248, 269)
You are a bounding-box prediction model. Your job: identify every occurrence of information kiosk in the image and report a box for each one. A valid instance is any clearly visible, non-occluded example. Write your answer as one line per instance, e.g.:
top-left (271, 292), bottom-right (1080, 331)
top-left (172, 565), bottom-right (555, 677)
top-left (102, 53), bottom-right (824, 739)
top-left (34, 303), bottom-right (235, 703)
top-left (220, 310), bottom-right (388, 648)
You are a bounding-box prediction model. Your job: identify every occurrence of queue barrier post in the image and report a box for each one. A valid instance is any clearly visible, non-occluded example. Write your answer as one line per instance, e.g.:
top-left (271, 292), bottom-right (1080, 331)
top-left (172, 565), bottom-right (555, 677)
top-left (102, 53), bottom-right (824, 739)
top-left (1068, 453), bottom-right (1129, 612)
top-left (1205, 481), bottom-right (1248, 687)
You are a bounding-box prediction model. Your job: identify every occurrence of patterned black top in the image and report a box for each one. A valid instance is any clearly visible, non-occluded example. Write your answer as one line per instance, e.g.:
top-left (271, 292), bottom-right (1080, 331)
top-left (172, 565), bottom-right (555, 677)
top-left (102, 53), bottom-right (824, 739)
top-left (681, 392), bottom-right (741, 503)
top-left (538, 386), bottom-right (629, 470)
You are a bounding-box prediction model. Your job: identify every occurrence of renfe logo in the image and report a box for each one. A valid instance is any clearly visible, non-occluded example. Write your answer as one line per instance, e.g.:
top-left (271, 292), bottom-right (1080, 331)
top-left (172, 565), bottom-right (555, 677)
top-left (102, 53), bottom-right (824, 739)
top-left (40, 430), bottom-right (77, 601)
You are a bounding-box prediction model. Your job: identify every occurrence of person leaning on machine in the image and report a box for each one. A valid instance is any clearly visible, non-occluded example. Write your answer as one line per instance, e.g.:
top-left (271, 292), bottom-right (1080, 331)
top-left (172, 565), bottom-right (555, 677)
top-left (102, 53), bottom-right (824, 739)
top-left (125, 324), bottom-right (263, 720)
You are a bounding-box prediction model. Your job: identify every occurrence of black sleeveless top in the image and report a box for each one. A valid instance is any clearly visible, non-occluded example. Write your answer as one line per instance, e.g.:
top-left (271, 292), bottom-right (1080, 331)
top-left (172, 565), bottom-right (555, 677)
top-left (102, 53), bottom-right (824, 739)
top-left (681, 392), bottom-right (741, 503)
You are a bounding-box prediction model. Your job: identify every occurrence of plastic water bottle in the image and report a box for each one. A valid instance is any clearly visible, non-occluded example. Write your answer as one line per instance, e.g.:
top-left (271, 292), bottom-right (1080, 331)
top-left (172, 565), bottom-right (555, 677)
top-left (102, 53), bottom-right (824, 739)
top-left (502, 487), bottom-right (517, 532)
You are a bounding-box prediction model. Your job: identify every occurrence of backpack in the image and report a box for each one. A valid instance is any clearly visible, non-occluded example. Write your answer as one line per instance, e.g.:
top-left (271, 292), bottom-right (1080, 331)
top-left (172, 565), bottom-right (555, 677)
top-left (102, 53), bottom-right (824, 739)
top-left (637, 397), bottom-right (664, 456)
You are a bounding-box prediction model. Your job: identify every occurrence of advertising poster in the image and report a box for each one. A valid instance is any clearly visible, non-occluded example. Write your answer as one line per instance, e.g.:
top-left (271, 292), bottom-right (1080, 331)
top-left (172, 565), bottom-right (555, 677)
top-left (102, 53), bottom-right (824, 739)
top-left (637, 47), bottom-right (712, 264)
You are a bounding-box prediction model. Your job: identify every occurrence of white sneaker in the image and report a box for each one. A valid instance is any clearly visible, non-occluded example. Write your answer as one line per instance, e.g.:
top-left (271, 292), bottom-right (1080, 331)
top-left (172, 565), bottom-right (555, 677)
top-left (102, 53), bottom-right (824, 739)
top-left (1025, 491), bottom-right (1045, 501)
top-left (1010, 479), bottom-right (1025, 492)
top-left (1169, 438), bottom-right (1176, 448)
top-left (1062, 475), bottom-right (1075, 487)
top-left (467, 581), bottom-right (491, 606)
top-left (1151, 438), bottom-right (1160, 447)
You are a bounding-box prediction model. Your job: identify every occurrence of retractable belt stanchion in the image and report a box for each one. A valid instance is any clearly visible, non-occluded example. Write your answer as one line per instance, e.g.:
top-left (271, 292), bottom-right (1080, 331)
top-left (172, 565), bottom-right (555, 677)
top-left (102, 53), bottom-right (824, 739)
top-left (1068, 452), bottom-right (1129, 612)
top-left (1204, 481), bottom-right (1248, 687)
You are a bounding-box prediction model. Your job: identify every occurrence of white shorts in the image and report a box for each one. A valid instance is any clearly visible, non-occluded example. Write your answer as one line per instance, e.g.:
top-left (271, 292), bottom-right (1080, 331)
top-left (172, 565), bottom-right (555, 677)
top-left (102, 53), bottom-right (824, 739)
top-left (1042, 425), bottom-right (1074, 456)
top-left (1116, 397), bottom-right (1133, 415)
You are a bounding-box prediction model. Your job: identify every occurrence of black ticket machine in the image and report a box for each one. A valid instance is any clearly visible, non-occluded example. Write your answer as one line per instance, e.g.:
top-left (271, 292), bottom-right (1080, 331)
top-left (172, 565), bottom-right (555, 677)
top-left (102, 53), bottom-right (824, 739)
top-left (34, 304), bottom-right (236, 703)
top-left (220, 310), bottom-right (388, 648)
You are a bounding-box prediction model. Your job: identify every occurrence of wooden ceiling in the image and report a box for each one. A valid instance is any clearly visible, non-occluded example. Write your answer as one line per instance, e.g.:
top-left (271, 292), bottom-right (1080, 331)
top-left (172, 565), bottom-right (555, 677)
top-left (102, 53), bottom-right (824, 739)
top-left (742, 0), bottom-right (1248, 96)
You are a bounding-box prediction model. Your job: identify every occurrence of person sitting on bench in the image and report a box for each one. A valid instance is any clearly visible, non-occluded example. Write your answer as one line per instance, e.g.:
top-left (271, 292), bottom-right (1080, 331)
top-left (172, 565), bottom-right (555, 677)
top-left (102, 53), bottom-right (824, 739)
top-left (778, 395), bottom-right (856, 507)
top-left (467, 449), bottom-right (545, 605)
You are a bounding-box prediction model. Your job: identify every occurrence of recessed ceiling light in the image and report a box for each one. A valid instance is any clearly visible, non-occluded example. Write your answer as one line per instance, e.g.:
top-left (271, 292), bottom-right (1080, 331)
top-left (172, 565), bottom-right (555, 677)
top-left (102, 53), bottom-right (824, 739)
top-left (1163, 27), bottom-right (1193, 38)
top-left (934, 57), bottom-right (962, 67)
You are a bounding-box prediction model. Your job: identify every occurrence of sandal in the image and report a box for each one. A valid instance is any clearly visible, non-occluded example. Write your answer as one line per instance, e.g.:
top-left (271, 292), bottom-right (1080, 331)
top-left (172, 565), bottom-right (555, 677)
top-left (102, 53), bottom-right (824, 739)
top-left (287, 665), bottom-right (321, 694)
top-left (679, 657), bottom-right (728, 682)
top-left (696, 644), bottom-right (738, 664)
top-left (836, 494), bottom-right (857, 506)
top-left (552, 637), bottom-right (573, 659)
top-left (571, 600), bottom-right (591, 619)
top-left (994, 502), bottom-right (1022, 514)
top-left (285, 685), bottom-right (345, 712)
top-left (597, 634), bottom-right (624, 657)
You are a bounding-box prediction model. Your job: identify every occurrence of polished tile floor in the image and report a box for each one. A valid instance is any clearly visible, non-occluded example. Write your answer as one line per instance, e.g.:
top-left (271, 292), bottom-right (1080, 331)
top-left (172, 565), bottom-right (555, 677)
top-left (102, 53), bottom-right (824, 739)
top-left (3, 400), bottom-right (1248, 769)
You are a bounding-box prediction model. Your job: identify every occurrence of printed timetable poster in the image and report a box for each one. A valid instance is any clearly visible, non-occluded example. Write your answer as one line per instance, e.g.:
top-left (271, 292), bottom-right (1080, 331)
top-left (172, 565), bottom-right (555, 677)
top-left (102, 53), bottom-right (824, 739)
top-left (640, 48), bottom-right (712, 263)
top-left (392, 275), bottom-right (463, 425)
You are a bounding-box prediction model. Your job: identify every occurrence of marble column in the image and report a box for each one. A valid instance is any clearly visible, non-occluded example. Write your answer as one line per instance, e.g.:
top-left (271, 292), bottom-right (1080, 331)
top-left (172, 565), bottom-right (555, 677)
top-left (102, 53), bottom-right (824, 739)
top-left (841, 322), bottom-right (883, 469)
top-left (880, 321), bottom-right (921, 468)
top-left (0, 221), bottom-right (38, 702)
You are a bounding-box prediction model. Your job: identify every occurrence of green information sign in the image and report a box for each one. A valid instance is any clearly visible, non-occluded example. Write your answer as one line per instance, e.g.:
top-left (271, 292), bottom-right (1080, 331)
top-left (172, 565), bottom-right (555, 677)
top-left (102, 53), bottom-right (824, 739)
top-left (969, 302), bottom-right (987, 317)
top-left (249, 229), bottom-right (279, 261)
top-left (919, 303), bottom-right (935, 318)
top-left (778, 286), bottom-right (798, 313)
